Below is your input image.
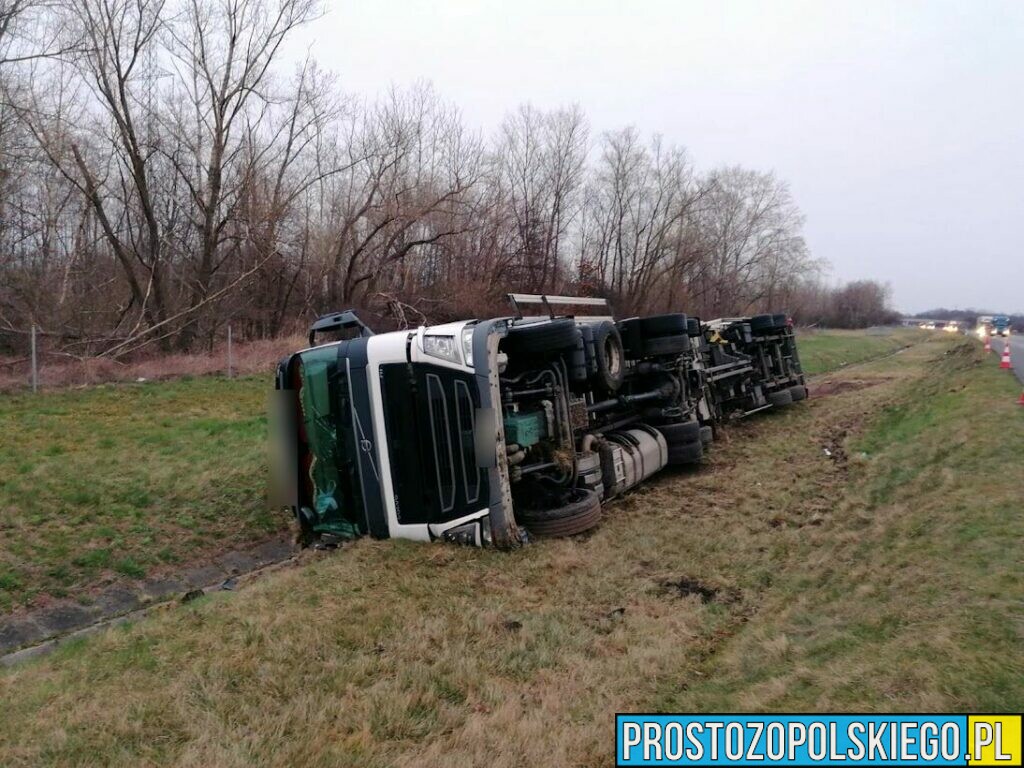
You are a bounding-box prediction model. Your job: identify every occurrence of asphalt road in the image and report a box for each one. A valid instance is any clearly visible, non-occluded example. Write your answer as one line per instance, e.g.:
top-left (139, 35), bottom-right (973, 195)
top-left (984, 333), bottom-right (1024, 384)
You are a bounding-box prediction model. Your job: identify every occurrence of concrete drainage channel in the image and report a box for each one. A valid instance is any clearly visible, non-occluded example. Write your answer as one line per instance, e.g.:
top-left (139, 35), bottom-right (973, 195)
top-left (0, 536), bottom-right (295, 667)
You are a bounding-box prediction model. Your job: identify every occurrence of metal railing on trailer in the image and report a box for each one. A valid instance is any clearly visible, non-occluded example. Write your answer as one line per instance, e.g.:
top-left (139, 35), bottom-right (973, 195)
top-left (506, 293), bottom-right (615, 322)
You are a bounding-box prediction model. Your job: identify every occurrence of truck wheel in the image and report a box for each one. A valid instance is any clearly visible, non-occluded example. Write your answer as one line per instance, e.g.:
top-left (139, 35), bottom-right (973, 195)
top-left (772, 313), bottom-right (789, 329)
top-left (503, 318), bottom-right (579, 356)
top-left (577, 323), bottom-right (599, 376)
top-left (658, 421), bottom-right (701, 445)
top-left (518, 488), bottom-right (602, 537)
top-left (789, 384), bottom-right (807, 402)
top-left (640, 313), bottom-right (688, 336)
top-left (686, 318), bottom-right (702, 337)
top-left (749, 314), bottom-right (775, 334)
top-left (568, 335), bottom-right (588, 383)
top-left (617, 317), bottom-right (644, 359)
top-left (667, 440), bottom-right (703, 465)
top-left (591, 321), bottom-right (625, 391)
top-left (767, 389), bottom-right (793, 407)
top-left (641, 334), bottom-right (689, 357)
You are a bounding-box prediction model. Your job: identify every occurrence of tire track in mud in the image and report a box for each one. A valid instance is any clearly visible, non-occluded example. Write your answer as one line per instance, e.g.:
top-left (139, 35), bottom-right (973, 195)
top-left (0, 536), bottom-right (297, 665)
top-left (639, 342), bottom-right (936, 693)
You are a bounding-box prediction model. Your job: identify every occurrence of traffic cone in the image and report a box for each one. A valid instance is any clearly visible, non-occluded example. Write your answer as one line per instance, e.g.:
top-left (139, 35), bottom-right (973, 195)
top-left (1000, 341), bottom-right (1012, 370)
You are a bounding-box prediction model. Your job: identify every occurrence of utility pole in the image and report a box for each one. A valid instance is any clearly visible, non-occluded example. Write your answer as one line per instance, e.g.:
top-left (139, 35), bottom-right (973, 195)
top-left (30, 324), bottom-right (38, 393)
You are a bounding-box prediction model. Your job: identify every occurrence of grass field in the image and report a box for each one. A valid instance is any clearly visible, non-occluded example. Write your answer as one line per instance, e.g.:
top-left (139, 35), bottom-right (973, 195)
top-left (797, 326), bottom-right (924, 375)
top-left (0, 377), bottom-right (285, 611)
top-left (0, 330), bottom-right (1020, 766)
top-left (0, 328), bottom-right (917, 612)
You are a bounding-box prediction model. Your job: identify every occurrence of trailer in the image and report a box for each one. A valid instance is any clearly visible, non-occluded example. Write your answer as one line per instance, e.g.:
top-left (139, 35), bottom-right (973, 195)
top-left (273, 298), bottom-right (806, 548)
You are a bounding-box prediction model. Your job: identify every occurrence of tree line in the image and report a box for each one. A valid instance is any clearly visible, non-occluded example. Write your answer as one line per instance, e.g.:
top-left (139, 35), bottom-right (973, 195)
top-left (1, 0), bottom-right (895, 359)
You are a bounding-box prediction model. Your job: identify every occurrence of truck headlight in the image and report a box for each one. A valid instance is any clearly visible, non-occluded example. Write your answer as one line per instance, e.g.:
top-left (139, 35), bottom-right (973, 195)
top-left (461, 326), bottom-right (475, 366)
top-left (423, 334), bottom-right (461, 363)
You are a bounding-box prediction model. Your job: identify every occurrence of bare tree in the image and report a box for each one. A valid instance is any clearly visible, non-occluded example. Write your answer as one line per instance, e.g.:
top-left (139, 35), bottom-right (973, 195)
top-left (9, 0), bottom-right (325, 354)
top-left (497, 103), bottom-right (587, 292)
top-left (687, 167), bottom-right (814, 317)
top-left (2, 16), bottom-right (826, 360)
top-left (578, 128), bottom-right (706, 313)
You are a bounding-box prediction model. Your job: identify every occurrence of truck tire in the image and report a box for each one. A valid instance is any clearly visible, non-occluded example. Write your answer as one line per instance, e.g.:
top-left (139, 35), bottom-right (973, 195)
top-left (591, 320), bottom-right (625, 392)
top-left (617, 317), bottom-right (644, 359)
top-left (658, 421), bottom-right (701, 445)
top-left (686, 318), bottom-right (702, 337)
top-left (577, 323), bottom-right (599, 376)
top-left (518, 488), bottom-right (602, 537)
top-left (640, 313), bottom-right (688, 336)
top-left (767, 389), bottom-right (793, 407)
top-left (749, 314), bottom-right (775, 334)
top-left (503, 319), bottom-right (579, 356)
top-left (789, 384), bottom-right (807, 402)
top-left (568, 335), bottom-right (588, 383)
top-left (641, 334), bottom-right (689, 357)
top-left (667, 440), bottom-right (703, 465)
top-left (772, 313), bottom-right (789, 329)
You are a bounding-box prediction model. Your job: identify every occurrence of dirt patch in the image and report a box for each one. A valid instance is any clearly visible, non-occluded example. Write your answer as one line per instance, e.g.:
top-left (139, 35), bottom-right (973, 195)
top-left (812, 377), bottom-right (891, 397)
top-left (659, 576), bottom-right (740, 604)
top-left (821, 425), bottom-right (849, 466)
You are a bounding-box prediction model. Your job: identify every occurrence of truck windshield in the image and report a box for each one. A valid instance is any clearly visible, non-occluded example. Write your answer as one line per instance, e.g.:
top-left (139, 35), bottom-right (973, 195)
top-left (297, 346), bottom-right (364, 538)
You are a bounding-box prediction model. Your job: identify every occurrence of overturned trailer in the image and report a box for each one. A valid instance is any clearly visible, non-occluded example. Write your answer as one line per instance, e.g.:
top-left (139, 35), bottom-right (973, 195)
top-left (273, 297), bottom-right (806, 549)
top-left (702, 314), bottom-right (807, 419)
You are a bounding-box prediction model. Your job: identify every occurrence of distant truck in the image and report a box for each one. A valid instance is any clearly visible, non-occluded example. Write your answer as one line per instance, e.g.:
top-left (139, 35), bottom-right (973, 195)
top-left (977, 315), bottom-right (1011, 338)
top-left (273, 297), bottom-right (806, 549)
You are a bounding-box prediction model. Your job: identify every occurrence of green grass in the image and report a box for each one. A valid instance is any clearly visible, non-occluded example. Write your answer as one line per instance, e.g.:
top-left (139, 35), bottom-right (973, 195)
top-left (797, 327), bottom-right (925, 375)
top-left (0, 376), bottom-right (287, 610)
top-left (1, 333), bottom-right (1019, 766)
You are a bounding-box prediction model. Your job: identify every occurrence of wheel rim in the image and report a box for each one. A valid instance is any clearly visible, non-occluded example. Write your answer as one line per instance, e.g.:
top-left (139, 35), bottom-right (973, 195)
top-left (605, 337), bottom-right (622, 377)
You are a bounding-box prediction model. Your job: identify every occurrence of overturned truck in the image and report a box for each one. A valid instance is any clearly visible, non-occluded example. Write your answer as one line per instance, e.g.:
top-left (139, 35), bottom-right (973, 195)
top-left (274, 296), bottom-right (806, 549)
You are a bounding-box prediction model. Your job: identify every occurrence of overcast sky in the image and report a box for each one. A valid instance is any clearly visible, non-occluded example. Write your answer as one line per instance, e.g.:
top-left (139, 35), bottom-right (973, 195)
top-left (288, 0), bottom-right (1024, 314)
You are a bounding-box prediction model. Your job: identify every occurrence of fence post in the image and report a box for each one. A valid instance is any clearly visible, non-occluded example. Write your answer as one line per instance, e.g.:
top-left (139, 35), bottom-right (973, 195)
top-left (31, 324), bottom-right (38, 393)
top-left (227, 324), bottom-right (233, 379)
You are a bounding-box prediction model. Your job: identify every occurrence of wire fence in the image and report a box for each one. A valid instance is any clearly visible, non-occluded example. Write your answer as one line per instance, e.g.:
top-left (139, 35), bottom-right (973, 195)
top-left (1, 325), bottom-right (303, 397)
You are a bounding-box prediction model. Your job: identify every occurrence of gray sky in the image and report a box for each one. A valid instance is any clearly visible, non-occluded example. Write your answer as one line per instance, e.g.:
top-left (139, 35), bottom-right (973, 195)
top-left (290, 0), bottom-right (1024, 314)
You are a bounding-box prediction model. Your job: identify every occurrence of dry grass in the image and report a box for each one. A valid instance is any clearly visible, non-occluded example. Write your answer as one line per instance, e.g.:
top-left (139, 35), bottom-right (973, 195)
top-left (0, 336), bottom-right (305, 393)
top-left (1, 332), bottom-right (1020, 766)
